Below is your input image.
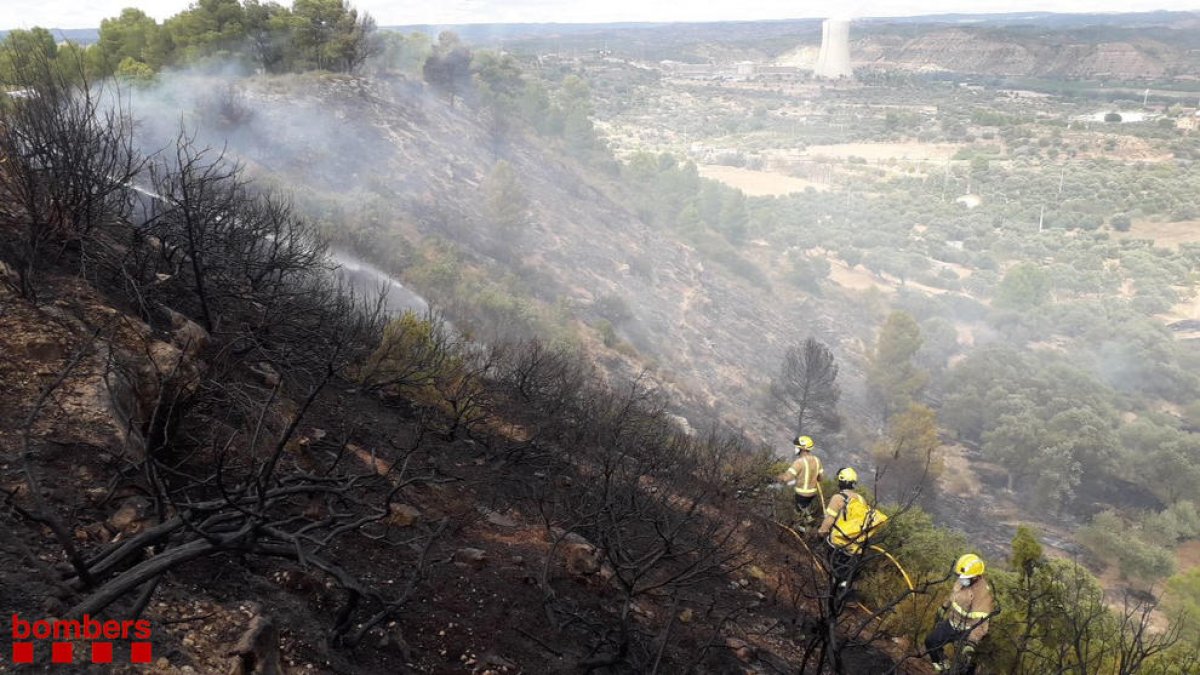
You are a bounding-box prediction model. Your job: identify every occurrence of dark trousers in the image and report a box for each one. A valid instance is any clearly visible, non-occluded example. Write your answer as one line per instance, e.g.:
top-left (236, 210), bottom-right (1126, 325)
top-left (826, 543), bottom-right (857, 588)
top-left (925, 620), bottom-right (976, 674)
top-left (793, 493), bottom-right (817, 521)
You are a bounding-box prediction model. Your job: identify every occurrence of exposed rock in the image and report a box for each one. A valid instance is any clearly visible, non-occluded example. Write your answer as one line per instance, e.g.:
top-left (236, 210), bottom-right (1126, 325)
top-left (76, 522), bottom-right (112, 544)
top-left (666, 412), bottom-right (694, 435)
top-left (548, 527), bottom-right (592, 547)
top-left (271, 569), bottom-right (322, 593)
top-left (724, 637), bottom-right (757, 664)
top-left (480, 507), bottom-right (519, 528)
top-left (630, 600), bottom-right (655, 619)
top-left (0, 259), bottom-right (17, 287)
top-left (476, 653), bottom-right (517, 672)
top-left (106, 497), bottom-right (151, 534)
top-left (563, 542), bottom-right (603, 578)
top-left (454, 547), bottom-right (488, 570)
top-left (133, 339), bottom-right (201, 408)
top-left (549, 528), bottom-right (605, 578)
top-left (250, 361), bottom-right (281, 388)
top-left (162, 305), bottom-right (210, 357)
top-left (388, 503), bottom-right (421, 527)
top-left (226, 614), bottom-right (282, 675)
top-left (376, 626), bottom-right (413, 660)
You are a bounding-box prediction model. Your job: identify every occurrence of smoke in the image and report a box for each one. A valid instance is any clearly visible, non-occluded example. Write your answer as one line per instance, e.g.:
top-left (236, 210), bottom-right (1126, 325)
top-left (105, 66), bottom-right (459, 318)
top-left (95, 33), bottom-right (1197, 482)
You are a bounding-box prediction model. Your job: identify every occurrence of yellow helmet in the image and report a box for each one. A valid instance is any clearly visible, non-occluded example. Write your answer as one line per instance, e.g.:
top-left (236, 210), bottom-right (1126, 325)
top-left (794, 435), bottom-right (814, 451)
top-left (836, 467), bottom-right (858, 485)
top-left (955, 553), bottom-right (986, 579)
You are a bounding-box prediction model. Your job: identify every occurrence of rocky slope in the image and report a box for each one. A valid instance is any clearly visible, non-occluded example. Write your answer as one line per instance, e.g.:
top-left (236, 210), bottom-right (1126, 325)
top-left (0, 229), bottom-right (912, 674)
top-left (131, 73), bottom-right (843, 446)
top-left (0, 67), bottom-right (932, 672)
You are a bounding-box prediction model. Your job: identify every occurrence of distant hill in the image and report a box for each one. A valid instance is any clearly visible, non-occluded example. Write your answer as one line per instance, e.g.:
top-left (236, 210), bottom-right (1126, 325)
top-left (463, 13), bottom-right (1200, 81)
top-left (858, 10), bottom-right (1200, 28)
top-left (8, 11), bottom-right (1200, 81)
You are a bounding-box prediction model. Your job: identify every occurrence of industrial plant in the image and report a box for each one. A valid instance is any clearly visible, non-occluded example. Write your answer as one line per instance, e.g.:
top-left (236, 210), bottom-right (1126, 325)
top-left (815, 18), bottom-right (853, 79)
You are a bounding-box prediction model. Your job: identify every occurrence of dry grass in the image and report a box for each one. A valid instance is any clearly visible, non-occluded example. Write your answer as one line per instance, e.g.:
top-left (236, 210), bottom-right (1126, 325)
top-left (802, 142), bottom-right (968, 161)
top-left (1115, 220), bottom-right (1200, 250)
top-left (825, 258), bottom-right (961, 298)
top-left (1177, 540), bottom-right (1200, 572)
top-left (828, 259), bottom-right (890, 292)
top-left (1160, 287), bottom-right (1200, 324)
top-left (938, 444), bottom-right (983, 497)
top-left (698, 164), bottom-right (828, 196)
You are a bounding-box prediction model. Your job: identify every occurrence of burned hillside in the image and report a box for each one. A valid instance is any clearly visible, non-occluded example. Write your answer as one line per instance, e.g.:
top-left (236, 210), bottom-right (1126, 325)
top-left (0, 51), bottom-right (935, 674)
top-left (124, 71), bottom-right (845, 445)
top-left (5, 4), bottom-right (1200, 672)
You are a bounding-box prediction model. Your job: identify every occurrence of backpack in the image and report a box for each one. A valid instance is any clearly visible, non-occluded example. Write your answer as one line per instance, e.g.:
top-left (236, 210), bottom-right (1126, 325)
top-left (830, 491), bottom-right (888, 553)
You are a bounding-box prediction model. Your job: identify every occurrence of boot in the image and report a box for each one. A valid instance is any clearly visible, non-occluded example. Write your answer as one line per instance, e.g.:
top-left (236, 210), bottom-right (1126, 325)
top-left (792, 512), bottom-right (813, 532)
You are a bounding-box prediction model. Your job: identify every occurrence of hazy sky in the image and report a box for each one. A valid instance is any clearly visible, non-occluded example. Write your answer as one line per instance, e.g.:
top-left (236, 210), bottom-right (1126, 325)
top-left (2, 0), bottom-right (1198, 30)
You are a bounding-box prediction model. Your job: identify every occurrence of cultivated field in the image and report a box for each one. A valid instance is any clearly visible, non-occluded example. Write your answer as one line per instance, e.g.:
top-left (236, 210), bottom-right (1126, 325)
top-left (802, 142), bottom-right (969, 161)
top-left (697, 164), bottom-right (828, 196)
top-left (1118, 219), bottom-right (1200, 249)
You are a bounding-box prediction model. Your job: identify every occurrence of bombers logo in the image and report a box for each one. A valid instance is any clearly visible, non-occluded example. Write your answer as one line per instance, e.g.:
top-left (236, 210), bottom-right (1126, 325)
top-left (9, 614), bottom-right (153, 665)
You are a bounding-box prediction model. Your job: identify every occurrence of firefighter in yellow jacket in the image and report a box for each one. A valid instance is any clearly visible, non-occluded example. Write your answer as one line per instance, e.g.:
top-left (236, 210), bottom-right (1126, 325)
top-left (816, 467), bottom-right (886, 590)
top-left (925, 553), bottom-right (996, 674)
top-left (775, 435), bottom-right (823, 530)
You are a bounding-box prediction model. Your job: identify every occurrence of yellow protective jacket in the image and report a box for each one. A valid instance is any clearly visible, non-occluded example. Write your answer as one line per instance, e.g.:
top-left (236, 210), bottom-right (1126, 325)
top-left (819, 490), bottom-right (888, 553)
top-left (945, 578), bottom-right (995, 644)
top-left (785, 453), bottom-right (823, 496)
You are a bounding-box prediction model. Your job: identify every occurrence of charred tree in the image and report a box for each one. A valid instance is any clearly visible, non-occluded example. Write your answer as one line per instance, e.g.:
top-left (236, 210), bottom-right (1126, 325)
top-left (770, 337), bottom-right (842, 438)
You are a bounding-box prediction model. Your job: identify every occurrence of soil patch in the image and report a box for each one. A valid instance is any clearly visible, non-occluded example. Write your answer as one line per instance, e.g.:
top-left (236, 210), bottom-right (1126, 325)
top-left (802, 142), bottom-right (966, 162)
top-left (939, 444), bottom-right (984, 497)
top-left (698, 164), bottom-right (828, 196)
top-left (1116, 220), bottom-right (1200, 250)
top-left (1177, 540), bottom-right (1200, 572)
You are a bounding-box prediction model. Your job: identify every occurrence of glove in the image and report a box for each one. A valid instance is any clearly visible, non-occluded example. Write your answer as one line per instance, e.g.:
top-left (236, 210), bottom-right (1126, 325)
top-left (960, 643), bottom-right (976, 663)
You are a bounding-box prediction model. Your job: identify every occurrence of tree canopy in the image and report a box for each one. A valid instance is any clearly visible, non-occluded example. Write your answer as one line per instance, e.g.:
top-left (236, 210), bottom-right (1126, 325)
top-left (769, 337), bottom-right (841, 439)
top-left (867, 311), bottom-right (928, 420)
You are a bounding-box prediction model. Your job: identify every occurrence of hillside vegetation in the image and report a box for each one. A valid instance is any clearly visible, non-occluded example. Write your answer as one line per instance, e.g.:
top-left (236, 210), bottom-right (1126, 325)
top-left (3, 4), bottom-right (1200, 673)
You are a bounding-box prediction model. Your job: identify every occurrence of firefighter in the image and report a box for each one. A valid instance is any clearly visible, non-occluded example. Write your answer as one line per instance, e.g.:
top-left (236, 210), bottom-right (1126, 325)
top-left (775, 435), bottom-right (824, 530)
top-left (925, 553), bottom-right (996, 674)
top-left (816, 467), bottom-right (887, 590)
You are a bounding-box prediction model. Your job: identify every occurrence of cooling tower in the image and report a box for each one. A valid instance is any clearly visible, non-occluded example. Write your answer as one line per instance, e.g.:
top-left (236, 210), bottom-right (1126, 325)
top-left (814, 19), bottom-right (852, 80)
